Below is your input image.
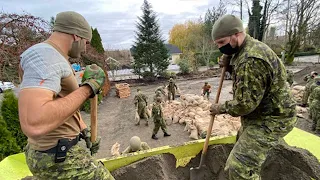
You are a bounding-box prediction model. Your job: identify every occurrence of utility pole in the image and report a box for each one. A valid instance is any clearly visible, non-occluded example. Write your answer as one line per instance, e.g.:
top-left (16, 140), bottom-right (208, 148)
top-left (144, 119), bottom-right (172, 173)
top-left (240, 0), bottom-right (243, 20)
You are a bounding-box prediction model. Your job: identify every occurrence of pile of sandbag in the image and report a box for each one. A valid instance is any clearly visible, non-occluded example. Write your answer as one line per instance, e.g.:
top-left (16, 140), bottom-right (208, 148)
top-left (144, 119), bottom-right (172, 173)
top-left (296, 106), bottom-right (308, 118)
top-left (291, 85), bottom-right (305, 103)
top-left (115, 83), bottom-right (131, 98)
top-left (162, 94), bottom-right (241, 140)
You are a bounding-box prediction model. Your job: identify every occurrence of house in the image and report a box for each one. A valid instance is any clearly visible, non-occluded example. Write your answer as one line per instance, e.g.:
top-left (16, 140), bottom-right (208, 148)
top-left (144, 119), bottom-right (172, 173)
top-left (165, 44), bottom-right (182, 64)
top-left (130, 44), bottom-right (182, 65)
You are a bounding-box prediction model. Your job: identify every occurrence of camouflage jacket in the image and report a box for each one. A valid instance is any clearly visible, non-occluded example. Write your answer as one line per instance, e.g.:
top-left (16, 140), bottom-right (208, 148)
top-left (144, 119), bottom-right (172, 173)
top-left (134, 93), bottom-right (148, 107)
top-left (308, 82), bottom-right (320, 104)
top-left (220, 35), bottom-right (296, 127)
top-left (167, 82), bottom-right (177, 92)
top-left (286, 70), bottom-right (294, 85)
top-left (122, 142), bottom-right (150, 154)
top-left (152, 103), bottom-right (163, 120)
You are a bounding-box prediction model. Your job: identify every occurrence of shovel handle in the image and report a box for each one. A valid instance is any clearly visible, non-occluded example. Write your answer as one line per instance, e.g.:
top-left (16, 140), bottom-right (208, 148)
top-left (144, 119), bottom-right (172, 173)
top-left (199, 67), bottom-right (227, 165)
top-left (90, 95), bottom-right (98, 143)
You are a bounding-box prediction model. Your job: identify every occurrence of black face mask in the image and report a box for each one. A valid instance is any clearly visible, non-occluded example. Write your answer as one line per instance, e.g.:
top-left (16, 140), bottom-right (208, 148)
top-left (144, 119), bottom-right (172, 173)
top-left (219, 43), bottom-right (239, 55)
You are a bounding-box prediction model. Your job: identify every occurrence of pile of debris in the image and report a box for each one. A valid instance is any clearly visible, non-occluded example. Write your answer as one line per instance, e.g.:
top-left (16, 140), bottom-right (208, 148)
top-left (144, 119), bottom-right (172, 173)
top-left (115, 83), bottom-right (131, 98)
top-left (161, 94), bottom-right (241, 140)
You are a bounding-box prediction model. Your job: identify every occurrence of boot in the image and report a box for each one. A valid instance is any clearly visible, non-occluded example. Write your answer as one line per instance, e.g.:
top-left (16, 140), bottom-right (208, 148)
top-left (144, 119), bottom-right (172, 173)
top-left (152, 134), bottom-right (158, 140)
top-left (164, 132), bottom-right (171, 137)
top-left (135, 122), bottom-right (140, 126)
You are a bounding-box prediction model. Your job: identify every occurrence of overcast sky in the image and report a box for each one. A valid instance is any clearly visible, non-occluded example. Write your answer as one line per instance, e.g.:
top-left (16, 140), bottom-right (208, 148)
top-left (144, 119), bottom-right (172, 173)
top-left (1, 0), bottom-right (243, 50)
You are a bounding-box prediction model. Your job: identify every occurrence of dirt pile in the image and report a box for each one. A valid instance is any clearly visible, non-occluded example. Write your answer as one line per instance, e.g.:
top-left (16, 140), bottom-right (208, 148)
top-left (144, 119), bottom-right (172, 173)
top-left (261, 144), bottom-right (320, 180)
top-left (161, 94), bottom-right (241, 140)
top-left (111, 144), bottom-right (320, 180)
top-left (294, 64), bottom-right (320, 85)
top-left (111, 144), bottom-right (234, 180)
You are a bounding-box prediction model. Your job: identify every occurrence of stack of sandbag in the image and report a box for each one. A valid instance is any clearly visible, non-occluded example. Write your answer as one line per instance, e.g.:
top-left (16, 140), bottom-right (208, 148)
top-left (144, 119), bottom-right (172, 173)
top-left (291, 85), bottom-right (305, 104)
top-left (115, 83), bottom-right (131, 98)
top-left (162, 94), bottom-right (241, 140)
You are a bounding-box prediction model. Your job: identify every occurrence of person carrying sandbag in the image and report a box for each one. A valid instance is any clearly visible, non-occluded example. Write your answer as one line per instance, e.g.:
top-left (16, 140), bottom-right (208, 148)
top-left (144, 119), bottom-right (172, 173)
top-left (167, 78), bottom-right (177, 101)
top-left (134, 89), bottom-right (149, 126)
top-left (151, 97), bottom-right (171, 140)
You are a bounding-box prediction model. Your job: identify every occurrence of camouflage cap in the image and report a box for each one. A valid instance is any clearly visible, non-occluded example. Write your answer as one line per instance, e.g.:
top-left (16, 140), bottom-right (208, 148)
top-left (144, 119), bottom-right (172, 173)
top-left (53, 11), bottom-right (92, 41)
top-left (129, 136), bottom-right (141, 151)
top-left (211, 14), bottom-right (244, 40)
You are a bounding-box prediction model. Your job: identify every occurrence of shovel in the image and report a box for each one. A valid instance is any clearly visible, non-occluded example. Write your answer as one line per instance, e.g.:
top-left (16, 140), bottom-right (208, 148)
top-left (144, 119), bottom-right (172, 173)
top-left (190, 66), bottom-right (227, 180)
top-left (90, 95), bottom-right (98, 149)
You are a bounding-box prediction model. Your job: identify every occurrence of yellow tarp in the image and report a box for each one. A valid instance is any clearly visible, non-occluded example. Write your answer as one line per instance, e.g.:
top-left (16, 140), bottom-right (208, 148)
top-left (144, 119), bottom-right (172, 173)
top-left (1, 128), bottom-right (319, 180)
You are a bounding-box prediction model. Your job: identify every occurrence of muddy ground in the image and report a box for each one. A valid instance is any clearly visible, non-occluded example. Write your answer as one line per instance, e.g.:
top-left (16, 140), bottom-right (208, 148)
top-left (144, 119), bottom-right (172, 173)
top-left (81, 77), bottom-right (234, 159)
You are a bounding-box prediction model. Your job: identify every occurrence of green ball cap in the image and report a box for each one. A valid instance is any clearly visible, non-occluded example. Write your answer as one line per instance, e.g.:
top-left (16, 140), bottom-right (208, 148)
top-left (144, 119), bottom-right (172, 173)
top-left (211, 14), bottom-right (244, 41)
top-left (53, 11), bottom-right (92, 41)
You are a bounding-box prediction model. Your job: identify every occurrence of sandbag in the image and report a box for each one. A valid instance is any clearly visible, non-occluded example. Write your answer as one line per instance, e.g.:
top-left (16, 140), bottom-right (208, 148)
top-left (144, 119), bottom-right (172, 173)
top-left (165, 116), bottom-right (173, 126)
top-left (111, 142), bottom-right (121, 156)
top-left (172, 114), bottom-right (180, 124)
top-left (179, 118), bottom-right (186, 124)
top-left (134, 111), bottom-right (140, 124)
top-left (189, 125), bottom-right (199, 140)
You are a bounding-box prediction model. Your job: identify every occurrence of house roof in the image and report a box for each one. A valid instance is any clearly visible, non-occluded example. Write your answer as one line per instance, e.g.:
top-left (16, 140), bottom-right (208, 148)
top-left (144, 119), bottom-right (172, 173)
top-left (165, 44), bottom-right (182, 54)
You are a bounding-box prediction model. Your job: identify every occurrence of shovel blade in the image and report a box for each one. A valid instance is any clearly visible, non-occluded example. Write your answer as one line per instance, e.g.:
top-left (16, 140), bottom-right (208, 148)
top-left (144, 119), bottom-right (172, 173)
top-left (190, 166), bottom-right (206, 180)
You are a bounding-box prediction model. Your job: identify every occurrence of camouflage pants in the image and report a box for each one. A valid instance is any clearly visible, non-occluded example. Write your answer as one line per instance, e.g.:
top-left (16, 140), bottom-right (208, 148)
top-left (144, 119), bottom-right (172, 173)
top-left (168, 90), bottom-right (175, 100)
top-left (203, 90), bottom-right (210, 99)
top-left (137, 104), bottom-right (148, 120)
top-left (153, 118), bottom-right (167, 135)
top-left (225, 118), bottom-right (296, 180)
top-left (25, 144), bottom-right (114, 180)
top-left (310, 102), bottom-right (320, 131)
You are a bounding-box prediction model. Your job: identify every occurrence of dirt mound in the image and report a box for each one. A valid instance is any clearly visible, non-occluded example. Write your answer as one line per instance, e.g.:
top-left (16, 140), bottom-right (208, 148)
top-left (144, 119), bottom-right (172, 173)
top-left (294, 64), bottom-right (320, 85)
top-left (111, 144), bottom-right (234, 180)
top-left (112, 144), bottom-right (320, 180)
top-left (261, 144), bottom-right (320, 180)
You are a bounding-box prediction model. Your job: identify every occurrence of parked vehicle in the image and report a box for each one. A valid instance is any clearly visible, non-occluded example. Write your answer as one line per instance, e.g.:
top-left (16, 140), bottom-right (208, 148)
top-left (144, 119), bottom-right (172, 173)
top-left (0, 81), bottom-right (15, 93)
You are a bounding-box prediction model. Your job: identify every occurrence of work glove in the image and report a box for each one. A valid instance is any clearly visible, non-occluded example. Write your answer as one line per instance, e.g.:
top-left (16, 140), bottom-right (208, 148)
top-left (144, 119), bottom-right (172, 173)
top-left (81, 64), bottom-right (106, 98)
top-left (210, 103), bottom-right (222, 115)
top-left (218, 55), bottom-right (232, 67)
top-left (80, 128), bottom-right (92, 149)
top-left (90, 137), bottom-right (101, 155)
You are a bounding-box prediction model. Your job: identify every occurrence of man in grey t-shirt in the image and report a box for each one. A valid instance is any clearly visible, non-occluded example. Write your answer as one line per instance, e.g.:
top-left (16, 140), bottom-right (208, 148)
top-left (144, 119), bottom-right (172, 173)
top-left (19, 11), bottom-right (114, 179)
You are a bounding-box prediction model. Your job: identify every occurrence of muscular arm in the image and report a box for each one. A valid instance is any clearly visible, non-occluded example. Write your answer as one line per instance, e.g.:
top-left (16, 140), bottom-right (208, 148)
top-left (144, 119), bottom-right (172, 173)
top-left (220, 59), bottom-right (270, 116)
top-left (19, 86), bottom-right (92, 139)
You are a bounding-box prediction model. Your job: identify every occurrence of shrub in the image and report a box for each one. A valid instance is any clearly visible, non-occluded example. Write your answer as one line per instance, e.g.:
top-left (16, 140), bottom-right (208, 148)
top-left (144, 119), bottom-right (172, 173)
top-left (1, 90), bottom-right (27, 150)
top-left (209, 61), bottom-right (216, 69)
top-left (142, 71), bottom-right (156, 81)
top-left (178, 59), bottom-right (191, 75)
top-left (0, 116), bottom-right (20, 161)
top-left (81, 94), bottom-right (103, 113)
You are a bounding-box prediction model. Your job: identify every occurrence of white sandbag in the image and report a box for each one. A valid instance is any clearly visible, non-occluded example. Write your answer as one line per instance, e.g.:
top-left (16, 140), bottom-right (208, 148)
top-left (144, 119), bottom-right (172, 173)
top-left (111, 142), bottom-right (120, 156)
top-left (189, 125), bottom-right (199, 140)
top-left (179, 118), bottom-right (186, 124)
top-left (172, 114), bottom-right (180, 124)
top-left (293, 85), bottom-right (305, 91)
top-left (165, 116), bottom-right (173, 126)
top-left (134, 111), bottom-right (140, 124)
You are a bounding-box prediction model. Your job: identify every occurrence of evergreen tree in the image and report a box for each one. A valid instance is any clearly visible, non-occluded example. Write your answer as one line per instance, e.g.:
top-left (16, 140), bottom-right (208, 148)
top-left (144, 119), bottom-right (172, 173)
top-left (132, 0), bottom-right (169, 78)
top-left (91, 28), bottom-right (104, 54)
top-left (1, 90), bottom-right (27, 150)
top-left (0, 116), bottom-right (20, 161)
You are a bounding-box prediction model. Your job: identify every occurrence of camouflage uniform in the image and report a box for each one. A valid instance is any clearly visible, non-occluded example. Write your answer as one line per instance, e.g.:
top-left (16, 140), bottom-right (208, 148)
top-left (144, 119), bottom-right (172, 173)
top-left (122, 142), bottom-right (150, 154)
top-left (202, 83), bottom-right (211, 99)
top-left (167, 79), bottom-right (177, 101)
top-left (152, 102), bottom-right (168, 135)
top-left (25, 144), bottom-right (114, 180)
top-left (309, 86), bottom-right (320, 132)
top-left (302, 78), bottom-right (315, 105)
top-left (219, 35), bottom-right (296, 179)
top-left (286, 69), bottom-right (294, 86)
top-left (134, 92), bottom-right (148, 120)
top-left (154, 86), bottom-right (166, 102)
